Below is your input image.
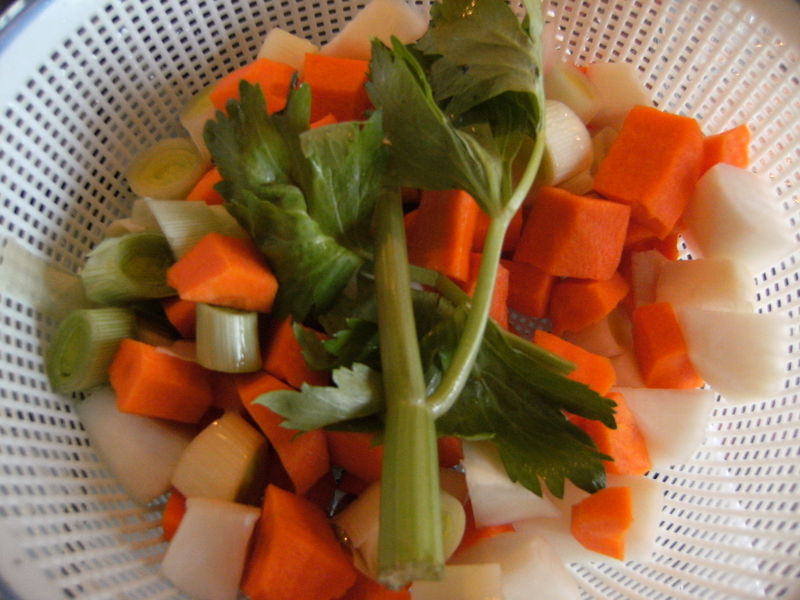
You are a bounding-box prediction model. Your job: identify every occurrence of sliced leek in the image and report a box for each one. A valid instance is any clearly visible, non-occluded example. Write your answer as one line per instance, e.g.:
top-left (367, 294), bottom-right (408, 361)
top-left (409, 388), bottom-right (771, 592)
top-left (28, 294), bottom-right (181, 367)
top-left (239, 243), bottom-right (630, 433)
top-left (195, 303), bottom-right (262, 373)
top-left (104, 217), bottom-right (148, 238)
top-left (590, 126), bottom-right (619, 175)
top-left (558, 170), bottom-right (594, 195)
top-left (537, 100), bottom-right (593, 186)
top-left (46, 307), bottom-right (135, 392)
top-left (126, 137), bottom-right (209, 199)
top-left (257, 27), bottom-right (318, 71)
top-left (545, 61), bottom-right (600, 124)
top-left (208, 205), bottom-right (248, 239)
top-left (171, 411), bottom-right (269, 504)
top-left (144, 198), bottom-right (221, 258)
top-left (179, 85), bottom-right (216, 162)
top-left (80, 232), bottom-right (175, 304)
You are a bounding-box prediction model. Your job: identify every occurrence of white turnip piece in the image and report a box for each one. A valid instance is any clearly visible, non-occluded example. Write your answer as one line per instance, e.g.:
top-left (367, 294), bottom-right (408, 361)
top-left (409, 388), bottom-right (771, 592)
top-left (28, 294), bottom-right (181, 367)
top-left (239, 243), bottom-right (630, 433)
top-left (656, 257), bottom-right (755, 312)
top-left (585, 62), bottom-right (652, 130)
top-left (410, 564), bottom-right (505, 600)
top-left (257, 27), bottom-right (318, 71)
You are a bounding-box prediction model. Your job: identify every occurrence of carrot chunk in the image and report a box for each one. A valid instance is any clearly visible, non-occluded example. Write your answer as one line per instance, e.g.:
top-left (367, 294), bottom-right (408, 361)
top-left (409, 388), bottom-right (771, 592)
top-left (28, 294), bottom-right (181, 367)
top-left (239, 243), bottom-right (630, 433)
top-left (341, 572), bottom-right (411, 600)
top-left (241, 485), bottom-right (358, 600)
top-left (236, 371), bottom-right (330, 495)
top-left (406, 189), bottom-right (481, 285)
top-left (513, 187), bottom-right (630, 280)
top-left (594, 105), bottom-right (704, 238)
top-left (501, 259), bottom-right (554, 318)
top-left (532, 330), bottom-right (616, 396)
top-left (437, 436), bottom-right (464, 469)
top-left (262, 317), bottom-right (330, 389)
top-left (463, 253), bottom-right (509, 329)
top-left (549, 272), bottom-right (629, 335)
top-left (326, 431), bottom-right (383, 484)
top-left (210, 371), bottom-right (245, 412)
top-left (210, 58), bottom-right (296, 113)
top-left (472, 207), bottom-right (523, 253)
top-left (109, 339), bottom-right (214, 423)
top-left (185, 166), bottom-right (224, 205)
top-left (166, 232), bottom-right (279, 313)
top-left (571, 486), bottom-right (634, 560)
top-left (302, 53), bottom-right (371, 122)
top-left (161, 297), bottom-right (197, 339)
top-left (631, 302), bottom-right (704, 389)
top-left (162, 488), bottom-right (187, 542)
top-left (701, 123), bottom-right (749, 175)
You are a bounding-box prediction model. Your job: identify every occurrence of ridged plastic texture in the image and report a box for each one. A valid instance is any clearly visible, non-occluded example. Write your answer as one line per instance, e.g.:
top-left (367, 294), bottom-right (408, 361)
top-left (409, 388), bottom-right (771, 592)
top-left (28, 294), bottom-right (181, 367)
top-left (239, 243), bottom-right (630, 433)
top-left (0, 1), bottom-right (797, 599)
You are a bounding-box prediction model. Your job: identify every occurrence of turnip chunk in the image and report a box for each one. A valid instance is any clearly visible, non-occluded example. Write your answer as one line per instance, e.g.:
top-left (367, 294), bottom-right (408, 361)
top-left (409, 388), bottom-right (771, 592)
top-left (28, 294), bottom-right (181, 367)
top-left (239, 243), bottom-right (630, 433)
top-left (515, 476), bottom-right (665, 564)
top-left (410, 564), bottom-right (504, 600)
top-left (256, 28), bottom-right (318, 71)
top-left (161, 498), bottom-right (259, 600)
top-left (677, 307), bottom-right (791, 404)
top-left (545, 62), bottom-right (601, 124)
top-left (611, 350), bottom-right (646, 388)
top-left (76, 387), bottom-right (193, 504)
top-left (585, 62), bottom-right (652, 131)
top-left (614, 387), bottom-right (715, 469)
top-left (564, 313), bottom-right (624, 357)
top-left (320, 0), bottom-right (428, 61)
top-left (451, 531), bottom-right (581, 600)
top-left (462, 441), bottom-right (558, 527)
top-left (656, 257), bottom-right (755, 312)
top-left (682, 163), bottom-right (796, 276)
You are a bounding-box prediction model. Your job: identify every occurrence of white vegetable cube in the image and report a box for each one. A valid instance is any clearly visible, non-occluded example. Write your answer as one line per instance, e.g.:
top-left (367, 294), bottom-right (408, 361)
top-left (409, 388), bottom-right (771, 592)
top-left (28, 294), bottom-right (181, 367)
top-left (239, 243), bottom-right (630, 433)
top-left (451, 531), bottom-right (581, 600)
top-left (656, 257), bottom-right (755, 312)
top-left (462, 441), bottom-right (558, 527)
top-left (676, 307), bottom-right (791, 404)
top-left (538, 100), bottom-right (593, 186)
top-left (76, 388), bottom-right (193, 504)
top-left (410, 564), bottom-right (505, 600)
top-left (614, 387), bottom-right (715, 469)
top-left (682, 163), bottom-right (796, 276)
top-left (161, 498), bottom-right (260, 600)
top-left (320, 0), bottom-right (428, 60)
top-left (585, 62), bottom-right (652, 130)
top-left (545, 61), bottom-right (601, 123)
top-left (257, 27), bottom-right (318, 71)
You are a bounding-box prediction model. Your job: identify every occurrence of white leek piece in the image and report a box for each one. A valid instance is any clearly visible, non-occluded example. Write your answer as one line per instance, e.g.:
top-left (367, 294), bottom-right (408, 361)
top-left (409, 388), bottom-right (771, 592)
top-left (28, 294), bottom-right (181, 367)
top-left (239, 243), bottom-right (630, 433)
top-left (677, 307), bottom-right (791, 404)
top-left (195, 303), bottom-right (262, 373)
top-left (320, 0), bottom-right (428, 60)
top-left (77, 387), bottom-right (193, 504)
top-left (208, 205), bottom-right (248, 239)
top-left (656, 257), bottom-right (755, 312)
top-left (126, 137), bottom-right (209, 199)
top-left (130, 198), bottom-right (161, 231)
top-left (161, 498), bottom-right (260, 600)
top-left (143, 198), bottom-right (221, 258)
top-left (557, 170), bottom-right (593, 196)
top-left (171, 411), bottom-right (268, 503)
top-left (104, 217), bottom-right (147, 238)
top-left (257, 27), bottom-right (318, 71)
top-left (80, 232), bottom-right (175, 304)
top-left (410, 564), bottom-right (505, 600)
top-left (590, 126), bottom-right (618, 174)
top-left (179, 86), bottom-right (216, 162)
top-left (537, 100), bottom-right (593, 186)
top-left (46, 308), bottom-right (135, 392)
top-left (682, 163), bottom-right (796, 277)
top-left (585, 62), bottom-right (652, 130)
top-left (545, 61), bottom-right (600, 123)
top-left (462, 441), bottom-right (558, 527)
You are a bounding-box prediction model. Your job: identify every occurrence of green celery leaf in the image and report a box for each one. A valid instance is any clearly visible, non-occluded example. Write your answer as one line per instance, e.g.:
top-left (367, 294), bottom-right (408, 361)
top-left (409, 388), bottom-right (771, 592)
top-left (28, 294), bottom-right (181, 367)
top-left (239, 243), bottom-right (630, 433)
top-left (257, 363), bottom-right (384, 430)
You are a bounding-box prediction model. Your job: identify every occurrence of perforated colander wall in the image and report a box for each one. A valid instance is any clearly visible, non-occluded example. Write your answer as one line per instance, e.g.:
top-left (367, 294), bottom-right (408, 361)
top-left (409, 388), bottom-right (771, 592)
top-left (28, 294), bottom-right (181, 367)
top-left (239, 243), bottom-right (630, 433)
top-left (0, 1), bottom-right (797, 599)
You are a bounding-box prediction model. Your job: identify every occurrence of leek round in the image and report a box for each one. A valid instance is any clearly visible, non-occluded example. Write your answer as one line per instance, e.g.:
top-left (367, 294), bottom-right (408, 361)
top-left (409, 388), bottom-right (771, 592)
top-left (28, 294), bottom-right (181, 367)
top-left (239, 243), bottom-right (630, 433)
top-left (195, 303), bottom-right (262, 373)
top-left (125, 137), bottom-right (208, 199)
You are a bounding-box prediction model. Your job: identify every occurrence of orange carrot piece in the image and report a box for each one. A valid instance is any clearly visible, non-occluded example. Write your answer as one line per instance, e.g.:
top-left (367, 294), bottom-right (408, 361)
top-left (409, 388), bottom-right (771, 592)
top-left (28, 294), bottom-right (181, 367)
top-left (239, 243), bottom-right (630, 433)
top-left (571, 391), bottom-right (651, 476)
top-left (501, 258), bottom-right (554, 318)
top-left (463, 253), bottom-right (509, 329)
top-left (304, 470), bottom-right (337, 514)
top-left (532, 330), bottom-right (616, 396)
top-left (242, 485), bottom-right (358, 600)
top-left (338, 471), bottom-right (371, 496)
top-left (326, 431), bottom-right (384, 484)
top-left (405, 189), bottom-right (481, 285)
top-left (594, 105), bottom-right (704, 239)
top-left (166, 232), bottom-right (279, 313)
top-left (162, 488), bottom-right (187, 542)
top-left (302, 53), bottom-right (371, 122)
top-left (161, 297), bottom-right (197, 339)
top-left (341, 572), bottom-right (411, 600)
top-left (514, 187), bottom-right (630, 280)
top-left (455, 501), bottom-right (515, 555)
top-left (236, 371), bottom-right (330, 495)
top-left (262, 317), bottom-right (330, 389)
top-left (631, 302), bottom-right (704, 389)
top-left (624, 222), bottom-right (681, 260)
top-left (472, 208), bottom-right (524, 253)
top-left (210, 371), bottom-right (244, 412)
top-left (310, 113), bottom-right (338, 128)
top-left (437, 436), bottom-right (464, 469)
top-left (109, 339), bottom-right (213, 423)
top-left (570, 486), bottom-right (633, 560)
top-left (701, 123), bottom-right (749, 175)
top-left (549, 272), bottom-right (629, 335)
top-left (210, 58), bottom-right (296, 113)
top-left (185, 167), bottom-right (224, 205)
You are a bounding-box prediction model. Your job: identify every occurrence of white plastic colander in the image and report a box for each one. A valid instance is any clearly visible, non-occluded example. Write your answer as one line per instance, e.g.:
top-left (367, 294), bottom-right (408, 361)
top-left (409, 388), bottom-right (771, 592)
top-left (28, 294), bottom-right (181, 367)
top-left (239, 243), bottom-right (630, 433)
top-left (0, 0), bottom-right (797, 599)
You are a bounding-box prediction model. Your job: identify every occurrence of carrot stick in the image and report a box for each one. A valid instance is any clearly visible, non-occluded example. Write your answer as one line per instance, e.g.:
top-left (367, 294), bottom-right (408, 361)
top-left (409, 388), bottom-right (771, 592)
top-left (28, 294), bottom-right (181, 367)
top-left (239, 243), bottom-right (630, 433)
top-left (210, 58), bottom-right (296, 114)
top-left (593, 105), bottom-right (704, 239)
top-left (162, 488), bottom-right (186, 542)
top-left (302, 53), bottom-right (371, 122)
top-left (185, 167), bottom-right (224, 205)
top-left (340, 571), bottom-right (411, 600)
top-left (701, 123), bottom-right (749, 175)
top-left (463, 253), bottom-right (509, 329)
top-left (236, 370), bottom-right (330, 495)
top-left (532, 330), bottom-right (616, 396)
top-left (262, 317), bottom-right (330, 389)
top-left (109, 338), bottom-right (214, 423)
top-left (500, 258), bottom-right (554, 318)
top-left (513, 187), bottom-right (630, 280)
top-left (241, 484), bottom-right (358, 600)
top-left (161, 297), bottom-right (197, 339)
top-left (549, 271), bottom-right (629, 335)
top-left (405, 189), bottom-right (481, 285)
top-left (570, 486), bottom-right (633, 560)
top-left (166, 232), bottom-right (279, 313)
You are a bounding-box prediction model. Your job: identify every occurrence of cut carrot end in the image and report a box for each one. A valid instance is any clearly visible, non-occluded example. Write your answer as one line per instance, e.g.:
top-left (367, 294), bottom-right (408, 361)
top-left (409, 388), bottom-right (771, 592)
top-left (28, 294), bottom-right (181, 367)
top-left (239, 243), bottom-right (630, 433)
top-left (571, 486), bottom-right (634, 560)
